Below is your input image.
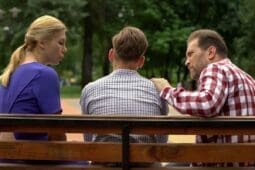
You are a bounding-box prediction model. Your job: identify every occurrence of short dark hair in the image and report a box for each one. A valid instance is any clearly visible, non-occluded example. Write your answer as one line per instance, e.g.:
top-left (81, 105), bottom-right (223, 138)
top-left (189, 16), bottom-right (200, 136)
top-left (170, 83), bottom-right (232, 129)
top-left (188, 29), bottom-right (228, 57)
top-left (112, 26), bottom-right (148, 61)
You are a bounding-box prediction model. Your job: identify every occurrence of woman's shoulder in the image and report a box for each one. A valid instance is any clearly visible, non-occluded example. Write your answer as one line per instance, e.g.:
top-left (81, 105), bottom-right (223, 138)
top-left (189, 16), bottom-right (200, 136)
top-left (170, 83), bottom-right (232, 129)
top-left (25, 62), bottom-right (54, 71)
top-left (19, 62), bottom-right (57, 76)
top-left (14, 63), bottom-right (58, 84)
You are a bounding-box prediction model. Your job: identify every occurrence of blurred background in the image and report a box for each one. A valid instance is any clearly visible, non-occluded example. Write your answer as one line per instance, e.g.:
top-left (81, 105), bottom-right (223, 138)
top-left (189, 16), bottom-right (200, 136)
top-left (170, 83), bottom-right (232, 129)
top-left (1, 0), bottom-right (255, 97)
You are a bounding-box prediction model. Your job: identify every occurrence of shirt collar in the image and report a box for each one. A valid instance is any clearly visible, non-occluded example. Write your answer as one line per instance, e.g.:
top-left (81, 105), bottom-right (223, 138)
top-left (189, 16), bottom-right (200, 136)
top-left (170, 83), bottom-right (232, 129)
top-left (217, 58), bottom-right (231, 64)
top-left (111, 69), bottom-right (138, 76)
top-left (208, 58), bottom-right (231, 67)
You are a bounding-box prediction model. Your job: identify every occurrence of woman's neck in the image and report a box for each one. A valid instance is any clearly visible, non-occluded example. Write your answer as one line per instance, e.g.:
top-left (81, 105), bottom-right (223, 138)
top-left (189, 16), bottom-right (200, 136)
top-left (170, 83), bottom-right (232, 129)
top-left (21, 51), bottom-right (44, 65)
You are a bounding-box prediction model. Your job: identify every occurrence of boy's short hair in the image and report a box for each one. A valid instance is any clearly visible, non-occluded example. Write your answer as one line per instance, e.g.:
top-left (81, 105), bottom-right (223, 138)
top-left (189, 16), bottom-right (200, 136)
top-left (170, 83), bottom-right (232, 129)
top-left (112, 26), bottom-right (148, 61)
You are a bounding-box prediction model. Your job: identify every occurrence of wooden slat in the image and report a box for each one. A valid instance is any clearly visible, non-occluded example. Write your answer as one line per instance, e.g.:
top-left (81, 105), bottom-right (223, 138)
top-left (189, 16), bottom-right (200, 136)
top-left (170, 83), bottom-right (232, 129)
top-left (0, 141), bottom-right (121, 162)
top-left (1, 115), bottom-right (255, 135)
top-left (1, 126), bottom-right (255, 135)
top-left (1, 141), bottom-right (255, 163)
top-left (1, 115), bottom-right (255, 169)
top-left (0, 164), bottom-right (121, 170)
top-left (0, 164), bottom-right (252, 170)
top-left (131, 143), bottom-right (255, 162)
top-left (130, 127), bottom-right (255, 135)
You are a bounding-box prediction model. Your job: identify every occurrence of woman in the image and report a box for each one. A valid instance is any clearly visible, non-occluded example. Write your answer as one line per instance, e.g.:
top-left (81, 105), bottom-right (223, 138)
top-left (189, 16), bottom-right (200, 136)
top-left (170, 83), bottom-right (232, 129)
top-left (0, 15), bottom-right (67, 141)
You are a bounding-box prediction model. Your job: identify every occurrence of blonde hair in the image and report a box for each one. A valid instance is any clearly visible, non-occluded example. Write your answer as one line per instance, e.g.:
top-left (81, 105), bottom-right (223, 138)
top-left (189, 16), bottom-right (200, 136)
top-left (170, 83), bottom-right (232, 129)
top-left (0, 15), bottom-right (66, 87)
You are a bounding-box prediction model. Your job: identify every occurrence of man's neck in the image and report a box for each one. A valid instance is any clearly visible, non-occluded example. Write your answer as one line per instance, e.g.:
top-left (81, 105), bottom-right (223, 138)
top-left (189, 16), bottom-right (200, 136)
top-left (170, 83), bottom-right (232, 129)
top-left (112, 61), bottom-right (138, 71)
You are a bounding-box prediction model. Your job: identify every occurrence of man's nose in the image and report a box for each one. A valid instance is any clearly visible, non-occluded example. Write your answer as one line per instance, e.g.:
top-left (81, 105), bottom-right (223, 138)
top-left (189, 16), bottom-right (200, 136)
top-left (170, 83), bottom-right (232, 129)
top-left (185, 58), bottom-right (189, 66)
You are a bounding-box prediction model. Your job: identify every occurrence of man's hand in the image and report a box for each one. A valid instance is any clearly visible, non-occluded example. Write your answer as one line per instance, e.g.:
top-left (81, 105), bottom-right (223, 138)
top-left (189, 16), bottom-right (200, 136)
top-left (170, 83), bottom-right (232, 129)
top-left (151, 78), bottom-right (172, 92)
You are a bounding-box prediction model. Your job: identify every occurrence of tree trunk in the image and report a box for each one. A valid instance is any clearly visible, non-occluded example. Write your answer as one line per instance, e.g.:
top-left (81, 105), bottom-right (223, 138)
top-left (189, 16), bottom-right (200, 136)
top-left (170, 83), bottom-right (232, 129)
top-left (102, 39), bottom-right (111, 76)
top-left (81, 3), bottom-right (93, 88)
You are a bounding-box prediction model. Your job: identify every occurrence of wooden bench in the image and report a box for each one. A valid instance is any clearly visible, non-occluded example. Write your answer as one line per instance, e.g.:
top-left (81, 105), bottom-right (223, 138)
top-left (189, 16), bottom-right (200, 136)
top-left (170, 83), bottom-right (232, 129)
top-left (0, 114), bottom-right (255, 170)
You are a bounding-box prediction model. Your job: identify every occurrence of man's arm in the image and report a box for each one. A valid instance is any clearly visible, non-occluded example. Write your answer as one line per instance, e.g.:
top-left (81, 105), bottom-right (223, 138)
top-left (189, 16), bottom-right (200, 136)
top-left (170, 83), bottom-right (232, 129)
top-left (151, 78), bottom-right (172, 92)
top-left (151, 65), bottom-right (228, 117)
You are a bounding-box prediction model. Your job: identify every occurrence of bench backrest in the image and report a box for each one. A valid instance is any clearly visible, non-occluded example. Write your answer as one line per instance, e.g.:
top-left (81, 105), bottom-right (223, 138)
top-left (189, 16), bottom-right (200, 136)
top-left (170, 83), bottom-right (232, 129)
top-left (0, 114), bottom-right (255, 169)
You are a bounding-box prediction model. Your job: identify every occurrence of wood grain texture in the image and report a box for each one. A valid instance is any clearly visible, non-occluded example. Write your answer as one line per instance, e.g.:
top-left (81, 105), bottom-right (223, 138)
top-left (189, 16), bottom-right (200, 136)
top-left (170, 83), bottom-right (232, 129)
top-left (0, 114), bottom-right (255, 169)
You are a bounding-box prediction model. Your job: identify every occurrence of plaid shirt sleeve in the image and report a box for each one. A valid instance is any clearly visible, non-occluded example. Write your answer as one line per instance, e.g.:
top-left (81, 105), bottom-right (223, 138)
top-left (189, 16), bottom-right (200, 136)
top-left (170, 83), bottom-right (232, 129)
top-left (160, 64), bottom-right (228, 117)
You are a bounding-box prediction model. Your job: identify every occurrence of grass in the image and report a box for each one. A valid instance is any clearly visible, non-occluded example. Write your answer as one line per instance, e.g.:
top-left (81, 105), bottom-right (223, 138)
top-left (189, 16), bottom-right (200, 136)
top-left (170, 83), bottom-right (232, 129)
top-left (60, 85), bottom-right (81, 98)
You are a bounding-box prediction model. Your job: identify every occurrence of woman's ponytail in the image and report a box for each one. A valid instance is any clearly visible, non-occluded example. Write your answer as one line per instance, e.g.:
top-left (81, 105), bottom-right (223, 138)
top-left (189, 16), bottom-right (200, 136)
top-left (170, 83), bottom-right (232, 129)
top-left (0, 44), bottom-right (26, 87)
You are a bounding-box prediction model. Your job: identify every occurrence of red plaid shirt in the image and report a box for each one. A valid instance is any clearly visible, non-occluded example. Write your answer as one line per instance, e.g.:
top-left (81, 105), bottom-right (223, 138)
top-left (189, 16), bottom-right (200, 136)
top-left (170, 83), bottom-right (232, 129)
top-left (160, 59), bottom-right (255, 166)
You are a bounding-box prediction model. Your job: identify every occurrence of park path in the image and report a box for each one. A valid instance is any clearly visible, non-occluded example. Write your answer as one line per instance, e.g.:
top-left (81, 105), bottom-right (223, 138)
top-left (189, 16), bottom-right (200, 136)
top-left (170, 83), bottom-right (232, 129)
top-left (61, 98), bottom-right (195, 143)
top-left (61, 98), bottom-right (83, 141)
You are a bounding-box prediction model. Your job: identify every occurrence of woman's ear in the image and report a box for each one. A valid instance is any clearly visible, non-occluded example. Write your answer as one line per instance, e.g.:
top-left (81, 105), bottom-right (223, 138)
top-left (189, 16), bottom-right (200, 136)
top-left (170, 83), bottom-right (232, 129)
top-left (38, 40), bottom-right (46, 49)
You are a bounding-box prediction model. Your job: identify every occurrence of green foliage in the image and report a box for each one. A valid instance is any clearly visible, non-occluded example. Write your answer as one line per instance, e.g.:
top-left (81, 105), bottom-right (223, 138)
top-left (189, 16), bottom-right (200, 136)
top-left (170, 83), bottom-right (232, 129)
top-left (233, 0), bottom-right (255, 77)
top-left (1, 0), bottom-right (255, 88)
top-left (0, 0), bottom-right (87, 81)
top-left (61, 85), bottom-right (81, 98)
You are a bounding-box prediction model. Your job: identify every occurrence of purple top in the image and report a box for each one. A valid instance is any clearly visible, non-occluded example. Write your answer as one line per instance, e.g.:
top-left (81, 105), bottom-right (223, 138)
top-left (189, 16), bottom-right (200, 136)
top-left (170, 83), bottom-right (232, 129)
top-left (0, 62), bottom-right (62, 140)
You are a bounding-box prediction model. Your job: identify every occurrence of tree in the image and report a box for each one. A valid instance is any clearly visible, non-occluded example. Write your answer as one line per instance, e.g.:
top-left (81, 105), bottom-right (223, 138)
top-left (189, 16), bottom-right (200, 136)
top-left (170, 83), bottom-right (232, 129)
top-left (0, 0), bottom-right (87, 85)
top-left (233, 0), bottom-right (255, 77)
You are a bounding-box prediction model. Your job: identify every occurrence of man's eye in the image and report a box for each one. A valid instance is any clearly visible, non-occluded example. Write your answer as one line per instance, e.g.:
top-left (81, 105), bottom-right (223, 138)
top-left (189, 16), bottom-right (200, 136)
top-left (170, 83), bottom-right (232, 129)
top-left (188, 52), bottom-right (194, 57)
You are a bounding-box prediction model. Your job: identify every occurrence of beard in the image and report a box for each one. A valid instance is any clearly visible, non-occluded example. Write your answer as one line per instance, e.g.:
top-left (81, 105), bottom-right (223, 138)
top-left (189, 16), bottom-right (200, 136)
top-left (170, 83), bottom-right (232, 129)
top-left (189, 68), bottom-right (200, 80)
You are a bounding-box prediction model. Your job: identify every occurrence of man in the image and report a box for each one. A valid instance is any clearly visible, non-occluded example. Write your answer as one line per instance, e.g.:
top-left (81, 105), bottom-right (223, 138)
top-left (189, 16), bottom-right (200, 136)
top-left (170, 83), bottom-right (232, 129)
top-left (152, 29), bottom-right (255, 167)
top-left (80, 26), bottom-right (168, 144)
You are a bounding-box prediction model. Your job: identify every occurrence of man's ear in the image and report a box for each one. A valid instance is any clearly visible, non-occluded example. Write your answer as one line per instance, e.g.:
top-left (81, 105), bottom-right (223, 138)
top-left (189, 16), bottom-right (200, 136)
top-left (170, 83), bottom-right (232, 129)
top-left (108, 48), bottom-right (114, 62)
top-left (137, 56), bottom-right (145, 68)
top-left (207, 46), bottom-right (216, 60)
